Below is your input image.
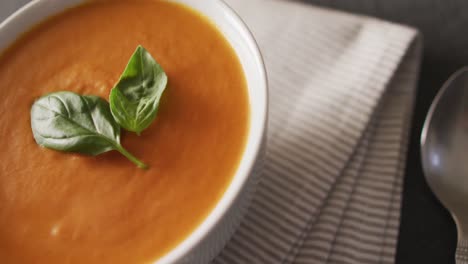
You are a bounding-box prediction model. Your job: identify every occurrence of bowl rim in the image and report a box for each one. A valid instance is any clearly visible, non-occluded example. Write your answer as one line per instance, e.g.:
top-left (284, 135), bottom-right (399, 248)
top-left (0, 0), bottom-right (268, 263)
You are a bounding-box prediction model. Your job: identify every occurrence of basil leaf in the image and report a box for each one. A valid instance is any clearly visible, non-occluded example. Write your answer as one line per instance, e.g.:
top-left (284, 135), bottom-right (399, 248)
top-left (110, 45), bottom-right (168, 134)
top-left (31, 91), bottom-right (147, 168)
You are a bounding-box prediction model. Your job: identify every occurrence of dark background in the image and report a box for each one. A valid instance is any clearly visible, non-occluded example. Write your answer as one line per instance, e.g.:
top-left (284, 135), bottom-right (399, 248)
top-left (299, 0), bottom-right (468, 263)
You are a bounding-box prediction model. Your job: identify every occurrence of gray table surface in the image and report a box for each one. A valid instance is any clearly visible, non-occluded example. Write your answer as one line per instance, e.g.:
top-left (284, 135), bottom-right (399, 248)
top-left (1, 0), bottom-right (462, 263)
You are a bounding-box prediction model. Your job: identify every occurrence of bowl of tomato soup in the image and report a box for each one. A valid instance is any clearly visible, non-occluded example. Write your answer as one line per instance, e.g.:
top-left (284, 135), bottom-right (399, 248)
top-left (0, 0), bottom-right (267, 263)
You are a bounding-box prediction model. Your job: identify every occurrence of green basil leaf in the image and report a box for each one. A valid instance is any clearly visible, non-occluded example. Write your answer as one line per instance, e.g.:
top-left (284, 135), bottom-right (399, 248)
top-left (110, 45), bottom-right (168, 134)
top-left (31, 91), bottom-right (147, 168)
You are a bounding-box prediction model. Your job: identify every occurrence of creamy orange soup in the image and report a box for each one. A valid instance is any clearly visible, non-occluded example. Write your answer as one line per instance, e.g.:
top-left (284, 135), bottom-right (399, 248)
top-left (0, 1), bottom-right (249, 263)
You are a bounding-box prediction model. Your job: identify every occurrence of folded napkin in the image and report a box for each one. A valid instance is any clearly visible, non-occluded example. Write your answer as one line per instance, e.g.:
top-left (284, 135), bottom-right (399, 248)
top-left (0, 1), bottom-right (421, 263)
top-left (213, 0), bottom-right (421, 263)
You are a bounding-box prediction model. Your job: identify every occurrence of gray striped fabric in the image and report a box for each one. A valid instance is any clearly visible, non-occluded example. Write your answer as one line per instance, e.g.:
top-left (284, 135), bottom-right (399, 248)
top-left (215, 0), bottom-right (422, 263)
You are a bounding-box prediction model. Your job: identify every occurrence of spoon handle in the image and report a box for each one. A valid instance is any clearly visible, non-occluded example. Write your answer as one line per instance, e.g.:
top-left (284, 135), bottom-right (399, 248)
top-left (456, 237), bottom-right (468, 263)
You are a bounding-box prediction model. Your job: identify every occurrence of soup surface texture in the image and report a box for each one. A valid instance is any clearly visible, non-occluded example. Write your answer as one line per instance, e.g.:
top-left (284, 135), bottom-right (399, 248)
top-left (0, 1), bottom-right (249, 263)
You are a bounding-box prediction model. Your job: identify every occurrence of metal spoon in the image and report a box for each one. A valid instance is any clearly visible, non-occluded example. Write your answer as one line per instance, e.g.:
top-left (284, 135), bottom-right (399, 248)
top-left (421, 67), bottom-right (468, 263)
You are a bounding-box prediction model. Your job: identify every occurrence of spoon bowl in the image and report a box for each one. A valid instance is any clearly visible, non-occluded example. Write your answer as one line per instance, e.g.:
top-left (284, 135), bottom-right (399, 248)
top-left (421, 67), bottom-right (468, 263)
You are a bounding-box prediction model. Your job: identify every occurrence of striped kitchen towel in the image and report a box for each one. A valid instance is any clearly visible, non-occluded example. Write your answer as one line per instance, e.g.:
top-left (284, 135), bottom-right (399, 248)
top-left (215, 0), bottom-right (421, 263)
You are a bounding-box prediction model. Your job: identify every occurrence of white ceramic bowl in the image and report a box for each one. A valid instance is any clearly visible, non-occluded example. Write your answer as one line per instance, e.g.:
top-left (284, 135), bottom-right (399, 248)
top-left (0, 0), bottom-right (268, 263)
